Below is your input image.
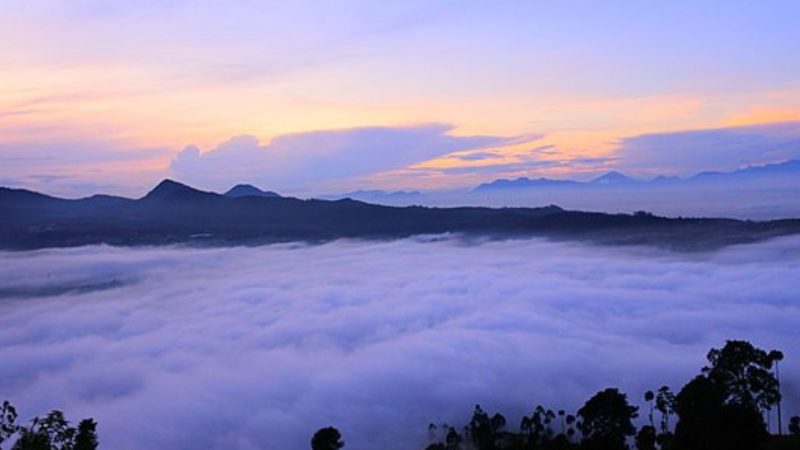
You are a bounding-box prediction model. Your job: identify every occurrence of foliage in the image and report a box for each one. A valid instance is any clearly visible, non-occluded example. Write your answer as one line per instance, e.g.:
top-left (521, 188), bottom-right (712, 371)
top-left (467, 405), bottom-right (507, 450)
top-left (3, 340), bottom-right (796, 450)
top-left (788, 416), bottom-right (800, 436)
top-left (577, 388), bottom-right (638, 450)
top-left (311, 427), bottom-right (344, 450)
top-left (520, 405), bottom-right (560, 446)
top-left (654, 386), bottom-right (675, 434)
top-left (416, 340), bottom-right (793, 450)
top-left (0, 405), bottom-right (97, 450)
top-left (0, 402), bottom-right (18, 447)
top-left (703, 340), bottom-right (782, 411)
top-left (74, 419), bottom-right (98, 450)
top-left (635, 425), bottom-right (656, 450)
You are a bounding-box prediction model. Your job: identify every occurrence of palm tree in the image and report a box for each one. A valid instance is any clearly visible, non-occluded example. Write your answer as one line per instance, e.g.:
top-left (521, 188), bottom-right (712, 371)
top-left (655, 386), bottom-right (675, 433)
top-left (644, 391), bottom-right (655, 429)
top-left (769, 350), bottom-right (784, 434)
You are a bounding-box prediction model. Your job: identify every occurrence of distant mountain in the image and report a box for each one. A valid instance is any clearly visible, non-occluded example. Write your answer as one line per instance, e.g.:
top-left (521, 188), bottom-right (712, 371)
top-left (590, 171), bottom-right (638, 185)
top-left (0, 186), bottom-right (133, 217)
top-left (224, 184), bottom-right (281, 199)
top-left (137, 180), bottom-right (226, 213)
top-left (692, 159), bottom-right (800, 181)
top-left (143, 179), bottom-right (216, 201)
top-left (0, 187), bottom-right (63, 207)
top-left (323, 189), bottom-right (424, 203)
top-left (473, 159), bottom-right (800, 192)
top-left (2, 179), bottom-right (800, 251)
top-left (651, 175), bottom-right (682, 183)
top-left (474, 177), bottom-right (580, 192)
top-left (473, 171), bottom-right (638, 192)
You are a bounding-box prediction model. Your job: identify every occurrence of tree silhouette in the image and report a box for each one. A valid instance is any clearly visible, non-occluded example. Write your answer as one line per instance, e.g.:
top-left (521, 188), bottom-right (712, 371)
top-left (74, 419), bottom-right (98, 450)
top-left (424, 444), bottom-right (446, 450)
top-left (653, 386), bottom-right (675, 449)
top-left (789, 416), bottom-right (800, 436)
top-left (39, 411), bottom-right (75, 449)
top-left (428, 423), bottom-right (440, 442)
top-left (0, 403), bottom-right (98, 450)
top-left (414, 340), bottom-right (790, 450)
top-left (10, 428), bottom-right (49, 450)
top-left (768, 350), bottom-right (784, 434)
top-left (577, 388), bottom-right (638, 450)
top-left (468, 405), bottom-right (493, 450)
top-left (715, 404), bottom-right (769, 450)
top-left (521, 404), bottom-right (564, 447)
top-left (673, 373), bottom-right (768, 450)
top-left (654, 386), bottom-right (675, 433)
top-left (311, 427), bottom-right (344, 450)
top-left (703, 340), bottom-right (782, 412)
top-left (635, 425), bottom-right (656, 450)
top-left (11, 411), bottom-right (79, 450)
top-left (672, 375), bottom-right (724, 450)
top-left (467, 404), bottom-right (506, 450)
top-left (644, 391), bottom-right (654, 429)
top-left (1, 401), bottom-right (18, 448)
top-left (445, 426), bottom-right (462, 450)
top-left (565, 414), bottom-right (576, 442)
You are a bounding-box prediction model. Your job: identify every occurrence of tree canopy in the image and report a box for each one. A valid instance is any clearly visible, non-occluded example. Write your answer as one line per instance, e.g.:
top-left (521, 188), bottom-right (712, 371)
top-left (418, 340), bottom-right (795, 450)
top-left (311, 427), bottom-right (344, 450)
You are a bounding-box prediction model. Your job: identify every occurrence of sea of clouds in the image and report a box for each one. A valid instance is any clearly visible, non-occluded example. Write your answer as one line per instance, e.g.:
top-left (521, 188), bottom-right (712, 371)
top-left (1, 237), bottom-right (798, 450)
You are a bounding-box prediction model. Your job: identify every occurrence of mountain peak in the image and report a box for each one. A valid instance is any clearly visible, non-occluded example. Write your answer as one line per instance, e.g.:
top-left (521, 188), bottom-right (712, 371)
top-left (224, 184), bottom-right (281, 198)
top-left (146, 179), bottom-right (192, 195)
top-left (652, 175), bottom-right (682, 183)
top-left (142, 179), bottom-right (213, 201)
top-left (474, 177), bottom-right (579, 191)
top-left (591, 171), bottom-right (637, 185)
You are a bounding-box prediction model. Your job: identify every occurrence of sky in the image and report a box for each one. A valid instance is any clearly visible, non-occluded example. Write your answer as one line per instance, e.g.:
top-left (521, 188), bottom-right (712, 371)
top-left (2, 0), bottom-right (800, 197)
top-left (1, 237), bottom-right (799, 449)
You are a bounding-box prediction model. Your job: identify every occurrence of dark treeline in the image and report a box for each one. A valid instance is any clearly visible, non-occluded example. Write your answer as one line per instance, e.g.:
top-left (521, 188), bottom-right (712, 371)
top-left (0, 403), bottom-right (97, 450)
top-left (314, 340), bottom-right (800, 450)
top-left (4, 340), bottom-right (799, 449)
top-left (5, 179), bottom-right (800, 252)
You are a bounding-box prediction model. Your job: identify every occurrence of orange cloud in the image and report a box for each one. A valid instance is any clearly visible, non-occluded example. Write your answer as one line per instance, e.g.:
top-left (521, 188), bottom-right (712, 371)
top-left (723, 108), bottom-right (800, 127)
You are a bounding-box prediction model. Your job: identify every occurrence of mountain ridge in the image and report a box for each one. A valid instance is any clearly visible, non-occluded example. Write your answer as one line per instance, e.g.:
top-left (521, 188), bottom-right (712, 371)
top-left (474, 159), bottom-right (800, 192)
top-left (2, 180), bottom-right (800, 251)
top-left (224, 184), bottom-right (282, 199)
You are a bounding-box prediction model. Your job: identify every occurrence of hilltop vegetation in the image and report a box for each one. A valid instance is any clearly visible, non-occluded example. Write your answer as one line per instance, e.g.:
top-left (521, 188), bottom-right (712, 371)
top-left (0, 405), bottom-right (96, 450)
top-left (3, 341), bottom-right (798, 450)
top-left (312, 340), bottom-right (800, 450)
top-left (2, 180), bottom-right (800, 251)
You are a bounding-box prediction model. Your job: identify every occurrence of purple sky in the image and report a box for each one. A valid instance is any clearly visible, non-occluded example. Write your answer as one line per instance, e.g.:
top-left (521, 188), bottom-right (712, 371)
top-left (1, 1), bottom-right (800, 197)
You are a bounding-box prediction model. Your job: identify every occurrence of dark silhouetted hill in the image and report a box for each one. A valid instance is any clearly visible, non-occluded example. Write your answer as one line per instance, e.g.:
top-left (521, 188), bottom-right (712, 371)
top-left (2, 180), bottom-right (800, 250)
top-left (224, 184), bottom-right (282, 198)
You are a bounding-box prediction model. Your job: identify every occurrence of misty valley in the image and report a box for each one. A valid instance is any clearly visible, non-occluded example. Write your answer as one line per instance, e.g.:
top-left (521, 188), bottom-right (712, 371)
top-left (1, 237), bottom-right (799, 449)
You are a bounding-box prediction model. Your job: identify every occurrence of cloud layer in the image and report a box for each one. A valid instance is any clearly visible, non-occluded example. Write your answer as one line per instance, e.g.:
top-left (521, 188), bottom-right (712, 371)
top-left (170, 124), bottom-right (532, 191)
top-left (1, 238), bottom-right (799, 450)
top-left (616, 121), bottom-right (800, 175)
top-left (0, 139), bottom-right (169, 198)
